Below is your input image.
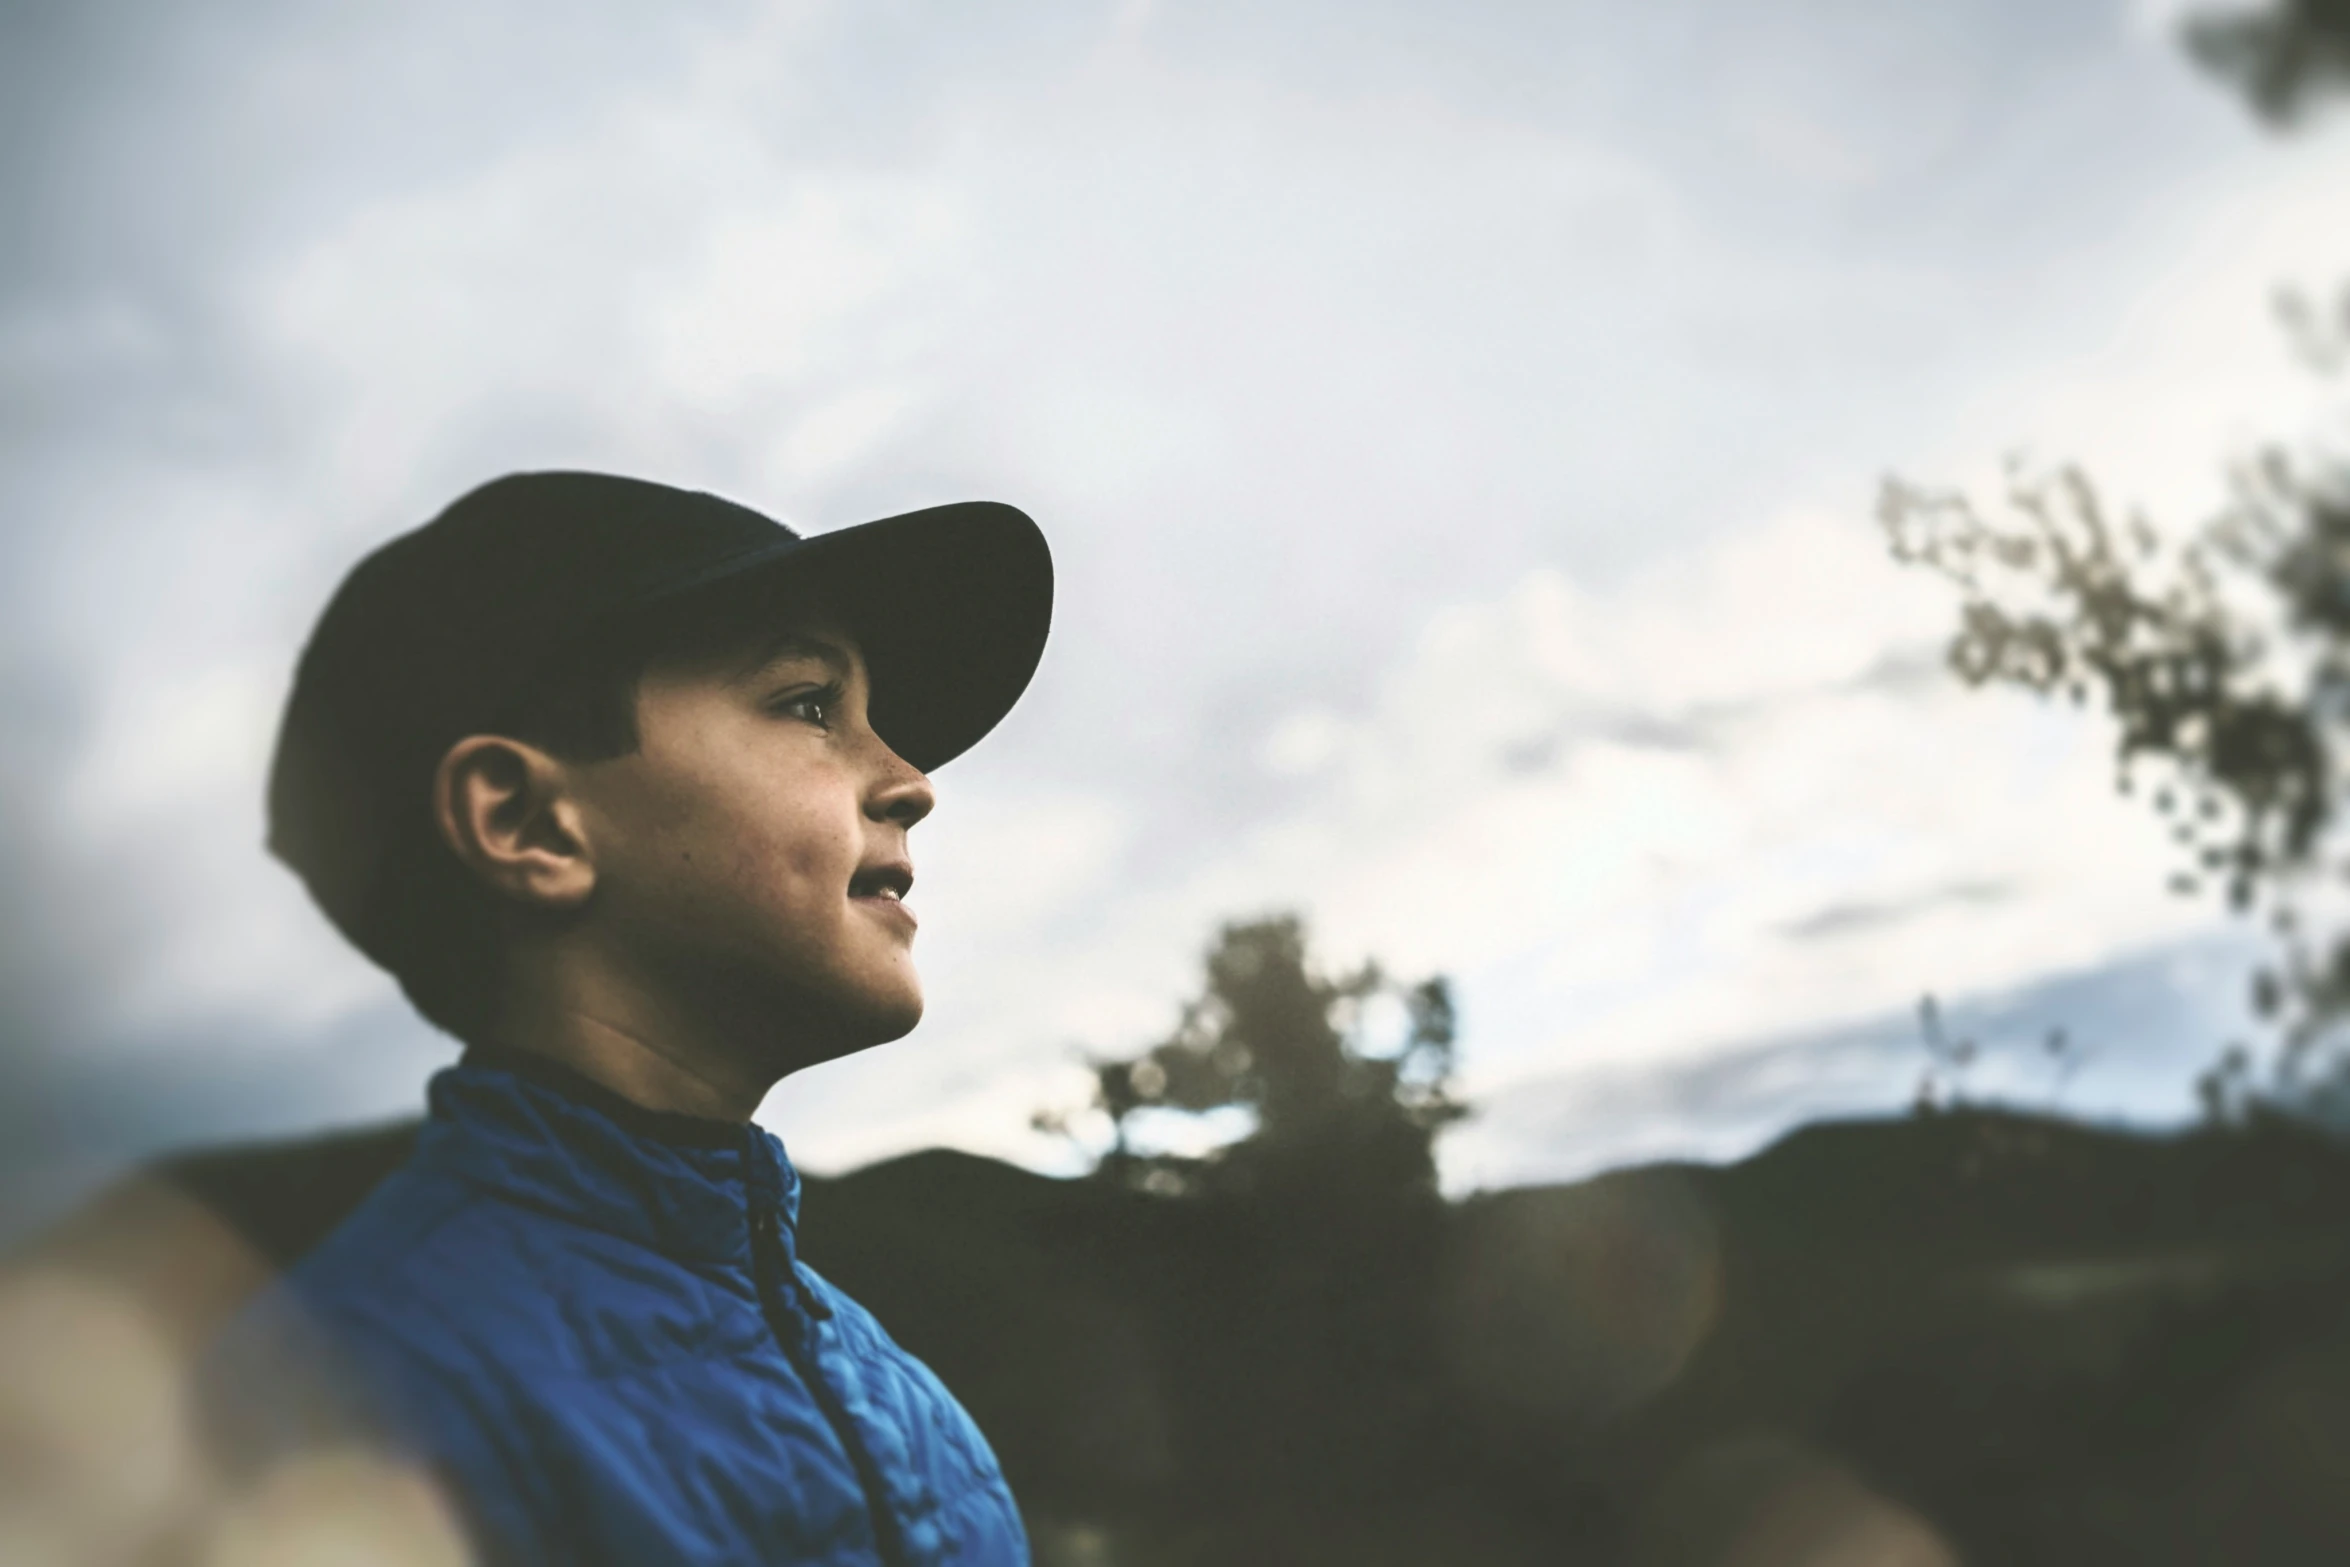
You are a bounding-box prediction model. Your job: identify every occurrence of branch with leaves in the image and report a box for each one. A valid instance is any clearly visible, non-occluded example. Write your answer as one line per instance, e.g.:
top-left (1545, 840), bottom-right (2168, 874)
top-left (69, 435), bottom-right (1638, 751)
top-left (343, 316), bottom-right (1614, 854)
top-left (1882, 420), bottom-right (2350, 1086)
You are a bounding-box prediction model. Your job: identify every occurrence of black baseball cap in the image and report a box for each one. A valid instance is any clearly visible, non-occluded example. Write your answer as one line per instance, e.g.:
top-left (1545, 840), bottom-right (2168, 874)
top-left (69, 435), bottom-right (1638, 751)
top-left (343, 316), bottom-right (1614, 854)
top-left (267, 470), bottom-right (1052, 973)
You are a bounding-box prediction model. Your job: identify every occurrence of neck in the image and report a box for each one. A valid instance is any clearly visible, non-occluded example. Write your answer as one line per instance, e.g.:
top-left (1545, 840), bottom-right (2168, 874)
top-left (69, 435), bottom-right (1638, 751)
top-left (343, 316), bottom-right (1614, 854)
top-left (492, 943), bottom-right (778, 1122)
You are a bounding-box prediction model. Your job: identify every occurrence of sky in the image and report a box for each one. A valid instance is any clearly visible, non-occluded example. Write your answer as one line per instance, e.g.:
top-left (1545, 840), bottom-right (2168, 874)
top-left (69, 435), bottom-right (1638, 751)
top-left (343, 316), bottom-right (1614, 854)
top-left (3, 0), bottom-right (2347, 1233)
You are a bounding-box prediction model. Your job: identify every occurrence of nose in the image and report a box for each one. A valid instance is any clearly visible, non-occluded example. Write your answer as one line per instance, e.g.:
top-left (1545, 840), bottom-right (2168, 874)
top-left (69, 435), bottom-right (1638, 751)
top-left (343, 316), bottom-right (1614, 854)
top-left (868, 747), bottom-right (935, 830)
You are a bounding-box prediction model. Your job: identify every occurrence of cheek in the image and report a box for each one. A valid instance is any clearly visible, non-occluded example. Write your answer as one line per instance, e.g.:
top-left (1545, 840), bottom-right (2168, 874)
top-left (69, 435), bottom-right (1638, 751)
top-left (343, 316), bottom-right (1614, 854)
top-left (589, 702), bottom-right (871, 963)
top-left (667, 764), bottom-right (859, 925)
top-left (728, 803), bottom-right (850, 902)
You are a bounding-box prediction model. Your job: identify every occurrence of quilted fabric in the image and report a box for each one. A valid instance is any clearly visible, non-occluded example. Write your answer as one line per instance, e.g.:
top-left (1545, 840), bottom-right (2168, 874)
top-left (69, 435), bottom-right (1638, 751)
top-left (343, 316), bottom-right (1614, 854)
top-left (211, 1055), bottom-right (1029, 1567)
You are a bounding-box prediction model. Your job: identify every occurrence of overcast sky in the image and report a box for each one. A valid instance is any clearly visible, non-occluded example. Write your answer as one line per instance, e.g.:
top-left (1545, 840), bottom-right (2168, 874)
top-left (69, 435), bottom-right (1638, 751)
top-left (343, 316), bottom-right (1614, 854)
top-left (4, 0), bottom-right (2347, 1230)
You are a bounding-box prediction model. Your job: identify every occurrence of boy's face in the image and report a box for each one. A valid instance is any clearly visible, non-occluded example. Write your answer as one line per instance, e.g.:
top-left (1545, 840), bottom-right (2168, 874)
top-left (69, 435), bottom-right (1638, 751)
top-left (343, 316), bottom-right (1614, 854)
top-left (564, 611), bottom-right (936, 1069)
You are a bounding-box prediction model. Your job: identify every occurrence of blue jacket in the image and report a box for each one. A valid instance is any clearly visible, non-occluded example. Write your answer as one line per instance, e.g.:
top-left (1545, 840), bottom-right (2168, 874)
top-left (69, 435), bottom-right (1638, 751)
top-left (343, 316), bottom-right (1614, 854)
top-left (211, 1053), bottom-right (1029, 1567)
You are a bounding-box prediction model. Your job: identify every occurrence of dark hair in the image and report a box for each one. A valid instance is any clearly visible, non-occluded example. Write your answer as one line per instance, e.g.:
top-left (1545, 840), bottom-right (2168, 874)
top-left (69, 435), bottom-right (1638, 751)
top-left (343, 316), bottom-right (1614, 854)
top-left (378, 578), bottom-right (822, 1042)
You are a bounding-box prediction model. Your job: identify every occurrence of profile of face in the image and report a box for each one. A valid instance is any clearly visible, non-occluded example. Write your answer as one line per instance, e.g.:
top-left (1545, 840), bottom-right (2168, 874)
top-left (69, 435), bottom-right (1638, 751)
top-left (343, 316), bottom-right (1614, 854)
top-left (437, 610), bottom-right (937, 1077)
top-left (581, 615), bottom-right (937, 1063)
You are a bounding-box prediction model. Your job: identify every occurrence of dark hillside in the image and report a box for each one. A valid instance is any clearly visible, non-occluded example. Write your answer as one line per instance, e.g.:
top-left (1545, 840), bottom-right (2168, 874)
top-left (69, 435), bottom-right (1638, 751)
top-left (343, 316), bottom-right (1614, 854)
top-left (23, 1108), bottom-right (2350, 1562)
top-left (798, 1113), bottom-right (2350, 1564)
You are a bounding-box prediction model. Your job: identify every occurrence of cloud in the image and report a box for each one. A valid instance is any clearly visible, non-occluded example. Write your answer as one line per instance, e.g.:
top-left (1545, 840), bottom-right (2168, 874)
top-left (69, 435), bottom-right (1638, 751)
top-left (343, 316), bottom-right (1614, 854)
top-left (766, 500), bottom-right (2234, 1177)
top-left (1778, 880), bottom-right (2016, 942)
top-left (1, 0), bottom-right (2344, 1222)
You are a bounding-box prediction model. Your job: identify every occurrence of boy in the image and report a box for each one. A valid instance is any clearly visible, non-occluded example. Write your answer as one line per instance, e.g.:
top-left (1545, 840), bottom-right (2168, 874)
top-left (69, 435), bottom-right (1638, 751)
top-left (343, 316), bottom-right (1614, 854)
top-left (213, 471), bottom-right (1052, 1565)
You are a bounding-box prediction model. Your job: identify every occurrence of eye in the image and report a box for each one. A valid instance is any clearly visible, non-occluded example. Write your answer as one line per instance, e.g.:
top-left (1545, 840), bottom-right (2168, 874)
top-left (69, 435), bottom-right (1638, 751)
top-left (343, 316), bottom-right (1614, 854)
top-left (770, 682), bottom-right (841, 730)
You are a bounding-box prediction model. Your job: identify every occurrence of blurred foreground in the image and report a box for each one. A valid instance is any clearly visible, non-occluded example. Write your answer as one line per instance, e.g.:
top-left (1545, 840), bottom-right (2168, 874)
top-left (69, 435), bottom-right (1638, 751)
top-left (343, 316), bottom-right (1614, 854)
top-left (14, 1105), bottom-right (2350, 1565)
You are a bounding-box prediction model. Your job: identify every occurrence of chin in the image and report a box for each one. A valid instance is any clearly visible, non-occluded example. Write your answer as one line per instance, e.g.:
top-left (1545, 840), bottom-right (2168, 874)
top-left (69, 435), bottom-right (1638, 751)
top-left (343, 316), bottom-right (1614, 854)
top-left (849, 987), bottom-right (924, 1047)
top-left (794, 973), bottom-right (924, 1062)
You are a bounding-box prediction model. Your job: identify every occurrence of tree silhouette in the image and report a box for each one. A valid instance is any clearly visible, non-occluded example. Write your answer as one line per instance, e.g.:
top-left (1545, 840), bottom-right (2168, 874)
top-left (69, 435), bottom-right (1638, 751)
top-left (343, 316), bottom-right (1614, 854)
top-left (1882, 6), bottom-right (2350, 1102)
top-left (1075, 914), bottom-right (1466, 1199)
top-left (1052, 915), bottom-right (1472, 1499)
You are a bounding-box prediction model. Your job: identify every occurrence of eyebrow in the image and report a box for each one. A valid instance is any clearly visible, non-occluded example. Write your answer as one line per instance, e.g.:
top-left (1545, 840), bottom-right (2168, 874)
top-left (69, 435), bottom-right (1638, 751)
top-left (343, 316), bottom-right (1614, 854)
top-left (735, 631), bottom-right (854, 684)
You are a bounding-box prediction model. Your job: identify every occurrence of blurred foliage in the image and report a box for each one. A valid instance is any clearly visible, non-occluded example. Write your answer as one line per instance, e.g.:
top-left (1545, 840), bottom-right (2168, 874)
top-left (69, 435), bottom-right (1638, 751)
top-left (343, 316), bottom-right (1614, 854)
top-left (1018, 917), bottom-right (1478, 1527)
top-left (1881, 435), bottom-right (2350, 1100)
top-left (2184, 0), bottom-right (2350, 127)
top-left (1882, 3), bottom-right (2350, 1112)
top-left (1052, 915), bottom-right (1467, 1200)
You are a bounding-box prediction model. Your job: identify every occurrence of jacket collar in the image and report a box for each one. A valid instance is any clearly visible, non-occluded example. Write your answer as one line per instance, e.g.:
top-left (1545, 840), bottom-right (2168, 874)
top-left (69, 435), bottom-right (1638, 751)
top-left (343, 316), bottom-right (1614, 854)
top-left (412, 1047), bottom-right (801, 1264)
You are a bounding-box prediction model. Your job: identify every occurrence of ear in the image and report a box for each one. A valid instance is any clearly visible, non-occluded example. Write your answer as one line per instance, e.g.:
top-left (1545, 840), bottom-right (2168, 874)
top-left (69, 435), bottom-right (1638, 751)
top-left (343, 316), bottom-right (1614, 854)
top-left (431, 736), bottom-right (597, 911)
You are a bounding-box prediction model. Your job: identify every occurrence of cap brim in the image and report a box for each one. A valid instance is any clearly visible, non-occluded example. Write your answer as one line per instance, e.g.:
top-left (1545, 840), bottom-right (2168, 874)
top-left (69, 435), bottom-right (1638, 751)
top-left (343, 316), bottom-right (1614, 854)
top-left (667, 500), bottom-right (1053, 774)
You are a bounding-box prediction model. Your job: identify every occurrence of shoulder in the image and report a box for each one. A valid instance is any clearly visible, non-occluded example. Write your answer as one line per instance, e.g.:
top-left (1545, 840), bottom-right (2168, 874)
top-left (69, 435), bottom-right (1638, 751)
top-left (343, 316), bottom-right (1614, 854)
top-left (282, 1166), bottom-right (551, 1373)
top-left (291, 1158), bottom-right (478, 1291)
top-left (209, 1158), bottom-right (495, 1407)
top-left (204, 1168), bottom-right (562, 1561)
top-left (263, 1154), bottom-right (768, 1423)
top-left (289, 1160), bottom-right (691, 1361)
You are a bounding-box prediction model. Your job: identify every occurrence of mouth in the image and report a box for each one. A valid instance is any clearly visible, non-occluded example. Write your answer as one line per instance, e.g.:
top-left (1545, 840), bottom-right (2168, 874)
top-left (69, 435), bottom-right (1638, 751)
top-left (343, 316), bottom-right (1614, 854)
top-left (848, 862), bottom-right (917, 928)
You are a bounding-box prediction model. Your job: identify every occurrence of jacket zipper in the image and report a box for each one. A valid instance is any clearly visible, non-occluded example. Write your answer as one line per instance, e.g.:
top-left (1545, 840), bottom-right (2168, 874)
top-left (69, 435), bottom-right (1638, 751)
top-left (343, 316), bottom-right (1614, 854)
top-left (751, 1204), bottom-right (911, 1567)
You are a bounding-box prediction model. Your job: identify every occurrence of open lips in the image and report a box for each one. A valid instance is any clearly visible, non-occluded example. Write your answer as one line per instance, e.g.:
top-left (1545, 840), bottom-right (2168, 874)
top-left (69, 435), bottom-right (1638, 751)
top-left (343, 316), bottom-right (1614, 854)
top-left (849, 863), bottom-right (915, 926)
